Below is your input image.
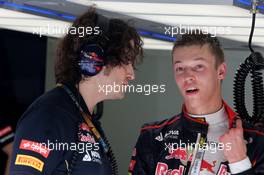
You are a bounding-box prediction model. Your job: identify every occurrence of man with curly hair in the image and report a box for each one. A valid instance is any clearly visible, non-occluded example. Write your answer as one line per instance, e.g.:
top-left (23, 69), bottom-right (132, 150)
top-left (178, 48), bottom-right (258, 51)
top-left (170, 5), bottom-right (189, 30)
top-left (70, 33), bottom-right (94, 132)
top-left (10, 8), bottom-right (142, 175)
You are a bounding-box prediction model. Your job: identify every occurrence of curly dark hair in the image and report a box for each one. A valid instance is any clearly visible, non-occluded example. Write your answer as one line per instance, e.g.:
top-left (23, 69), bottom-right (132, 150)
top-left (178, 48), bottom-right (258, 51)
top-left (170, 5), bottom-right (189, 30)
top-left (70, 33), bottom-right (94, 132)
top-left (172, 30), bottom-right (224, 68)
top-left (55, 7), bottom-right (143, 84)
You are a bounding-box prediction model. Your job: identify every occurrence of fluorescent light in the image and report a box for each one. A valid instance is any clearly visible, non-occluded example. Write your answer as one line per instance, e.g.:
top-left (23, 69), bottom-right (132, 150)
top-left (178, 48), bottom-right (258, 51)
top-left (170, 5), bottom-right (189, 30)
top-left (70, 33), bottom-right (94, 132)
top-left (0, 8), bottom-right (71, 38)
top-left (0, 8), bottom-right (171, 50)
top-left (65, 1), bottom-right (251, 17)
top-left (78, 1), bottom-right (263, 46)
top-left (133, 14), bottom-right (264, 27)
top-left (142, 38), bottom-right (173, 50)
top-left (1, 1), bottom-right (264, 47)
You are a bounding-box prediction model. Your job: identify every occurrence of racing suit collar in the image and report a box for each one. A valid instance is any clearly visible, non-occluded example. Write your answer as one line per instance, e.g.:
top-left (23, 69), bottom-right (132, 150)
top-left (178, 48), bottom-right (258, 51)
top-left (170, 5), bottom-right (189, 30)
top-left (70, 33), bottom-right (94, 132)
top-left (182, 100), bottom-right (237, 129)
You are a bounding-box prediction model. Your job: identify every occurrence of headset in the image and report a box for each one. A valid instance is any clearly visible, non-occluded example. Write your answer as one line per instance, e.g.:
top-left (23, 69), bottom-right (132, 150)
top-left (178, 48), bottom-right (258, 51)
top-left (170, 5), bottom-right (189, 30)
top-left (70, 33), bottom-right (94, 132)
top-left (78, 14), bottom-right (110, 76)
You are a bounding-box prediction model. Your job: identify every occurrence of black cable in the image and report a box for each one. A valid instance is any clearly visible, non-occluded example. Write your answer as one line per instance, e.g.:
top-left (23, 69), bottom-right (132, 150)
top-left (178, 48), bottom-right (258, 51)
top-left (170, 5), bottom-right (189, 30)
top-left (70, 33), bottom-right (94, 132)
top-left (67, 122), bottom-right (82, 175)
top-left (248, 13), bottom-right (256, 53)
top-left (62, 84), bottom-right (118, 175)
top-left (102, 133), bottom-right (119, 175)
top-left (233, 0), bottom-right (264, 127)
top-left (67, 84), bottom-right (84, 175)
top-left (233, 57), bottom-right (253, 122)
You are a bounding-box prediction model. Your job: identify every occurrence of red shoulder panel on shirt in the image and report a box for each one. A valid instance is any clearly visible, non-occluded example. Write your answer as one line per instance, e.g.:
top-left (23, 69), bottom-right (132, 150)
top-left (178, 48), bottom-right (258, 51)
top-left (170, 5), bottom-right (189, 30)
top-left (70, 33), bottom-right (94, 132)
top-left (141, 116), bottom-right (181, 132)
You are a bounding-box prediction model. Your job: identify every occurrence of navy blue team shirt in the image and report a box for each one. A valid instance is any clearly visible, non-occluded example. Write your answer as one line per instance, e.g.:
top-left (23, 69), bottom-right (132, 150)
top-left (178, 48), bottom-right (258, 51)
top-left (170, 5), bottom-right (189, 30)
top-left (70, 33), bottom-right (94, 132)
top-left (10, 84), bottom-right (112, 175)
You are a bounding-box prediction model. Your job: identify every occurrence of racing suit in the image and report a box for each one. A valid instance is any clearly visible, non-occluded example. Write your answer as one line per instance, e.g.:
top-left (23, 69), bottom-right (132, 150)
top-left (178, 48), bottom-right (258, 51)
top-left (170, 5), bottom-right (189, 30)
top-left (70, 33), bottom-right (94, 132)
top-left (129, 101), bottom-right (264, 175)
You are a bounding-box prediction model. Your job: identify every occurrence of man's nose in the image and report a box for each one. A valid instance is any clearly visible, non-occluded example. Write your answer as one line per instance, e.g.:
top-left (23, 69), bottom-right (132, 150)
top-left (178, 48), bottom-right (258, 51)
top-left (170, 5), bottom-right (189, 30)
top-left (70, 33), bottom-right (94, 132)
top-left (127, 64), bottom-right (135, 80)
top-left (183, 68), bottom-right (195, 83)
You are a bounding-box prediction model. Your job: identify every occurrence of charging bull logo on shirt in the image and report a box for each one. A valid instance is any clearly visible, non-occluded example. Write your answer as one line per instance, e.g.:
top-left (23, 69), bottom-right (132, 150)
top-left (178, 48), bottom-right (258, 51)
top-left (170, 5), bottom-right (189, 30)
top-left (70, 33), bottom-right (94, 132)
top-left (200, 160), bottom-right (216, 174)
top-left (166, 148), bottom-right (188, 161)
top-left (79, 123), bottom-right (96, 143)
top-left (80, 123), bottom-right (90, 132)
top-left (80, 133), bottom-right (96, 143)
top-left (165, 147), bottom-right (193, 166)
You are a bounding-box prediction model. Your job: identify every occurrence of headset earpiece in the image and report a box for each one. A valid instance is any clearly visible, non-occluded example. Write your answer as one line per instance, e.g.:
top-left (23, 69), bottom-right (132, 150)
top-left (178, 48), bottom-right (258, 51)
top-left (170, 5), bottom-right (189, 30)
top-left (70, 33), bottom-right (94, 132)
top-left (78, 44), bottom-right (105, 76)
top-left (78, 14), bottom-right (110, 77)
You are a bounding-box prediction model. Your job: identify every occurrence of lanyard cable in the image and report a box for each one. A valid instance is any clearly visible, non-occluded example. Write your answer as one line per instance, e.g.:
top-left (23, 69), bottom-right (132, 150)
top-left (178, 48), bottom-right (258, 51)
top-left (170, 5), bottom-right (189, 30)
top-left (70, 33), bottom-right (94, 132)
top-left (58, 84), bottom-right (118, 175)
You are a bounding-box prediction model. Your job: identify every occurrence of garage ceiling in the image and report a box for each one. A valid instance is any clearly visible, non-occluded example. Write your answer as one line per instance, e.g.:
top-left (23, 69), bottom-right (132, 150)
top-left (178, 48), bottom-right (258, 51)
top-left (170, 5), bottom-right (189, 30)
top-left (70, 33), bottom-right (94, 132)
top-left (0, 0), bottom-right (264, 50)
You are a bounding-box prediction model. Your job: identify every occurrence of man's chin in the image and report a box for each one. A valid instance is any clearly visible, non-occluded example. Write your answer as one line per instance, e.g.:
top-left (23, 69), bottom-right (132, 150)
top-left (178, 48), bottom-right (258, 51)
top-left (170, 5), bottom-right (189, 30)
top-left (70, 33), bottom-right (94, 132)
top-left (184, 96), bottom-right (202, 106)
top-left (113, 92), bottom-right (125, 100)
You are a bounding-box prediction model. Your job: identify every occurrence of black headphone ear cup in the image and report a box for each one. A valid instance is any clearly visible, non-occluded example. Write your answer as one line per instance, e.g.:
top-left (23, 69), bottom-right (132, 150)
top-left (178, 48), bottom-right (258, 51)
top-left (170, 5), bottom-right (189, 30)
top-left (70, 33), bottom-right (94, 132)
top-left (78, 44), bottom-right (105, 76)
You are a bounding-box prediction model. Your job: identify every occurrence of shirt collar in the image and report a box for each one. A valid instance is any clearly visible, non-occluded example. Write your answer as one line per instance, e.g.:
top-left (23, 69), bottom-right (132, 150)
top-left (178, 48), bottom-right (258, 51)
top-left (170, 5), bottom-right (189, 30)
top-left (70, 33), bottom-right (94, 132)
top-left (182, 100), bottom-right (237, 128)
top-left (188, 106), bottom-right (227, 125)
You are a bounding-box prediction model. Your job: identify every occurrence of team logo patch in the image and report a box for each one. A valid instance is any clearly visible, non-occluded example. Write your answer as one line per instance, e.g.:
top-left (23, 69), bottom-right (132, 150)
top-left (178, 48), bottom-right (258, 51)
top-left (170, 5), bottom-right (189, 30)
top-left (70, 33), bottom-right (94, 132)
top-left (200, 160), bottom-right (216, 174)
top-left (164, 130), bottom-right (179, 139)
top-left (80, 133), bottom-right (96, 143)
top-left (15, 154), bottom-right (44, 172)
top-left (82, 150), bottom-right (102, 164)
top-left (80, 123), bottom-right (90, 132)
top-left (155, 132), bottom-right (164, 142)
top-left (155, 162), bottom-right (184, 175)
top-left (19, 139), bottom-right (50, 158)
top-left (165, 146), bottom-right (193, 166)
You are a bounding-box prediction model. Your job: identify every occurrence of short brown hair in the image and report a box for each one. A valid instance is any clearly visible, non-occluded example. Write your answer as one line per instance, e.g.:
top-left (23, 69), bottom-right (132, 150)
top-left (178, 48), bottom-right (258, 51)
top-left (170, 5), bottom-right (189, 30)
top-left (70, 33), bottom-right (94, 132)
top-left (55, 7), bottom-right (143, 85)
top-left (172, 30), bottom-right (224, 67)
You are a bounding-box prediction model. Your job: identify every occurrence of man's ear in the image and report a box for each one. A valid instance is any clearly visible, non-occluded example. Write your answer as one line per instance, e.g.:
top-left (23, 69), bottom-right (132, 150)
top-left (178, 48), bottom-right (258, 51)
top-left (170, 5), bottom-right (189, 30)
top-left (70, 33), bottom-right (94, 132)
top-left (218, 62), bottom-right (227, 80)
top-left (102, 65), bottom-right (112, 76)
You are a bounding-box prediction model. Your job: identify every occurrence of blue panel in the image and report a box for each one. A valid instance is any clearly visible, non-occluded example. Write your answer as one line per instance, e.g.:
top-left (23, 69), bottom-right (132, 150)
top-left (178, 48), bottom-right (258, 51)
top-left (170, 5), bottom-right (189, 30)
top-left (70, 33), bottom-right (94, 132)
top-left (0, 1), bottom-right (76, 21)
top-left (138, 30), bottom-right (176, 42)
top-left (235, 0), bottom-right (264, 10)
top-left (0, 1), bottom-right (177, 42)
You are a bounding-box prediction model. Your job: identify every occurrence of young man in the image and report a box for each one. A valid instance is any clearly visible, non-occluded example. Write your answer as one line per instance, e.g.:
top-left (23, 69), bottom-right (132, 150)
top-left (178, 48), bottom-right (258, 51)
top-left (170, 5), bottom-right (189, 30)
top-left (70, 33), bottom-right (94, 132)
top-left (129, 32), bottom-right (264, 175)
top-left (10, 8), bottom-right (142, 175)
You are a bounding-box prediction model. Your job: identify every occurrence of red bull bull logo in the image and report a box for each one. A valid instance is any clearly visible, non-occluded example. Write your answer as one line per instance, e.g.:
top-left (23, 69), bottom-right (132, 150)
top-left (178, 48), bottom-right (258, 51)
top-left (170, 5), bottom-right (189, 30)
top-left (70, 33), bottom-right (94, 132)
top-left (155, 162), bottom-right (184, 175)
top-left (165, 148), bottom-right (193, 162)
top-left (200, 160), bottom-right (216, 174)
